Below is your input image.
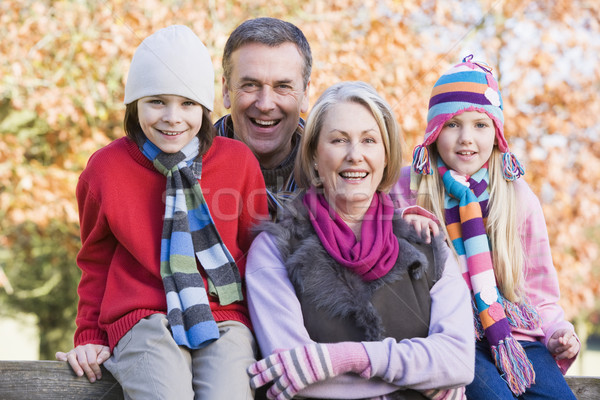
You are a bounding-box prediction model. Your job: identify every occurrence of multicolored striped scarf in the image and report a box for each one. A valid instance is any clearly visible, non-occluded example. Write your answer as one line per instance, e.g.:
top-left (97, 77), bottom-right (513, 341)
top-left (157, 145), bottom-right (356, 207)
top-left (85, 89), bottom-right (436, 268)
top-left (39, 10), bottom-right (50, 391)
top-left (141, 137), bottom-right (243, 349)
top-left (439, 159), bottom-right (535, 395)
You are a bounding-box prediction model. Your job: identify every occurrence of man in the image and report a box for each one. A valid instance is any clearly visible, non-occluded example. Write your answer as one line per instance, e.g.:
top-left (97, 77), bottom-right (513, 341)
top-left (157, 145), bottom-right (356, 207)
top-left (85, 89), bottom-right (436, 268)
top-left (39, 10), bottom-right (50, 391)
top-left (215, 17), bottom-right (312, 218)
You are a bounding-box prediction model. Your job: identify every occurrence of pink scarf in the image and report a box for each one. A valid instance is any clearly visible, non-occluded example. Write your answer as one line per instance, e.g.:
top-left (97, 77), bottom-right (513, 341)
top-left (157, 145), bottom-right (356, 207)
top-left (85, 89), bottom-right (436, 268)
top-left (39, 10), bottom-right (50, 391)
top-left (302, 187), bottom-right (399, 282)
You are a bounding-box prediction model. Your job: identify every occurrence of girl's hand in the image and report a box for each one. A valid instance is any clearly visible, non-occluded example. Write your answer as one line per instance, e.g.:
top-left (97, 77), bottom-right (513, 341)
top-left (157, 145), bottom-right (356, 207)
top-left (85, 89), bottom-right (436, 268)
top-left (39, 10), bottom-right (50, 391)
top-left (547, 329), bottom-right (580, 361)
top-left (56, 344), bottom-right (111, 383)
top-left (403, 214), bottom-right (440, 244)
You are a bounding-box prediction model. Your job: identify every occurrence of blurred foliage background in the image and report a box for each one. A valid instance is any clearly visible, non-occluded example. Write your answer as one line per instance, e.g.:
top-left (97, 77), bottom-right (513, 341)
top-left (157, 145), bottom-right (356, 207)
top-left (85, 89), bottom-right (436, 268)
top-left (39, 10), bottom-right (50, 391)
top-left (1, 0), bottom-right (599, 360)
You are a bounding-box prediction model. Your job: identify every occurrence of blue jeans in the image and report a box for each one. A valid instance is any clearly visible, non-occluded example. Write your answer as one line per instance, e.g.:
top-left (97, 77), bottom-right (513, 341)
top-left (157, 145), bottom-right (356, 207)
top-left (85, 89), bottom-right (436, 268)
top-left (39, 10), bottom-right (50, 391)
top-left (466, 339), bottom-right (576, 400)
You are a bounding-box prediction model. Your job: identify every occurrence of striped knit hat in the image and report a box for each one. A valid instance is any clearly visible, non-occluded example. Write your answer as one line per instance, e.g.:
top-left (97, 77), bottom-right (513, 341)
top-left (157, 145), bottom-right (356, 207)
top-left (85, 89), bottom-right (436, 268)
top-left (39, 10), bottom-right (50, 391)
top-left (412, 55), bottom-right (524, 181)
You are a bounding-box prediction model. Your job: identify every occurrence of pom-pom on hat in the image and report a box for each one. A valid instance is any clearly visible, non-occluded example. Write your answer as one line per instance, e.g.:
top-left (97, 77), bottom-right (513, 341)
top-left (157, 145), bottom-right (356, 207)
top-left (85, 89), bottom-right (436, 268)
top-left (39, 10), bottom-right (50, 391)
top-left (412, 55), bottom-right (523, 181)
top-left (124, 25), bottom-right (214, 111)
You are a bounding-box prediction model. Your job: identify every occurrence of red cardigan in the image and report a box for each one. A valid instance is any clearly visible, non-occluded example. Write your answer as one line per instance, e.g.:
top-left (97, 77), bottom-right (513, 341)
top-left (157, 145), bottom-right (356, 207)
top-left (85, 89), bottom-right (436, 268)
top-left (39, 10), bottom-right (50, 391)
top-left (74, 136), bottom-right (268, 350)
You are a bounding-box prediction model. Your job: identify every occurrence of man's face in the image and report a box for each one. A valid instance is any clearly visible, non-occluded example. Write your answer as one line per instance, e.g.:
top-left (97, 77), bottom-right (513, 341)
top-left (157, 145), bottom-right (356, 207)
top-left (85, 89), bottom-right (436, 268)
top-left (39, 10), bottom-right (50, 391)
top-left (223, 42), bottom-right (310, 169)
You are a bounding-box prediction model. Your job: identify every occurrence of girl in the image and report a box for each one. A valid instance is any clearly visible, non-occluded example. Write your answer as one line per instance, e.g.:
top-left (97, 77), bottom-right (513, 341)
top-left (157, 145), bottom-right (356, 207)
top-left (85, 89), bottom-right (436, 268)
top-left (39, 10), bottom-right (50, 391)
top-left (56, 25), bottom-right (268, 399)
top-left (401, 55), bottom-right (579, 399)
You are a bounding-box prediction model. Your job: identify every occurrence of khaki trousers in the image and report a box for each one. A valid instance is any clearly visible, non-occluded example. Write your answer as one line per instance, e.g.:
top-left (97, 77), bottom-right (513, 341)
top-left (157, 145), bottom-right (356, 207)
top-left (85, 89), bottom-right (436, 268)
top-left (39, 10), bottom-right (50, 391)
top-left (104, 313), bottom-right (257, 399)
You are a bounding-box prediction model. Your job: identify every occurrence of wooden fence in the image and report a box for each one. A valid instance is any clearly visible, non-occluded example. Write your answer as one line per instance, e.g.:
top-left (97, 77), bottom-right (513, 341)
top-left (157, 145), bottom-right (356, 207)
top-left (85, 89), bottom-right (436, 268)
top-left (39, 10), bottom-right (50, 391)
top-left (0, 360), bottom-right (599, 400)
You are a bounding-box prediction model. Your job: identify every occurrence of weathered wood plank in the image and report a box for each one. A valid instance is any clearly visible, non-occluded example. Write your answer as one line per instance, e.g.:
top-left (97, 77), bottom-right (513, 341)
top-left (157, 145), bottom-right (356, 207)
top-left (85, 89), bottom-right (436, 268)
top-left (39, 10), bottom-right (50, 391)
top-left (566, 376), bottom-right (600, 400)
top-left (0, 361), bottom-right (598, 400)
top-left (0, 360), bottom-right (123, 400)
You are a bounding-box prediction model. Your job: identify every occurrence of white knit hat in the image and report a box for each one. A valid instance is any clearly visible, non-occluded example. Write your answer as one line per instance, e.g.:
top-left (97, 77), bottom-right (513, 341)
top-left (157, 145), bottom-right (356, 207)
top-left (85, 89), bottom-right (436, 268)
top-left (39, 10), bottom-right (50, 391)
top-left (124, 25), bottom-right (214, 111)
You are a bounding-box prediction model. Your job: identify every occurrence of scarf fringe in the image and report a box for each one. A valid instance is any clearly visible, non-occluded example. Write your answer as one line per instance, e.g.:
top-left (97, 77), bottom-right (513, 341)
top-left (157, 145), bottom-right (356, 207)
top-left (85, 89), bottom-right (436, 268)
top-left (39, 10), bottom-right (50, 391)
top-left (502, 152), bottom-right (524, 181)
top-left (472, 297), bottom-right (541, 340)
top-left (491, 337), bottom-right (536, 395)
top-left (504, 298), bottom-right (541, 330)
top-left (412, 145), bottom-right (432, 175)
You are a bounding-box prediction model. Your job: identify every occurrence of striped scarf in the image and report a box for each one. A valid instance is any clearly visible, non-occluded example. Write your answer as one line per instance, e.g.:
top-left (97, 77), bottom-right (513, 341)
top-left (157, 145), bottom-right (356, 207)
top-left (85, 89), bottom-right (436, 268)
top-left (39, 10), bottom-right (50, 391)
top-left (141, 137), bottom-right (243, 349)
top-left (439, 159), bottom-right (535, 395)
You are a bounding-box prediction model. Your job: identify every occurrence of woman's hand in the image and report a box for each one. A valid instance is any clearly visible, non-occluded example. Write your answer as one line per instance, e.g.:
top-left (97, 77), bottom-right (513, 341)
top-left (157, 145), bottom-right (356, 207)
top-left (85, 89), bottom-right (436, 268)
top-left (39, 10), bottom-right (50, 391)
top-left (547, 329), bottom-right (580, 361)
top-left (55, 344), bottom-right (111, 383)
top-left (248, 342), bottom-right (370, 400)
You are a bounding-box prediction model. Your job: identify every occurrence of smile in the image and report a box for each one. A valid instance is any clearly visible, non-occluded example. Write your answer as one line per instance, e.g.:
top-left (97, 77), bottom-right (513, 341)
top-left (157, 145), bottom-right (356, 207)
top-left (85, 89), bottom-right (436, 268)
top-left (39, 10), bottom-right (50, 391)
top-left (251, 118), bottom-right (279, 127)
top-left (160, 130), bottom-right (184, 136)
top-left (457, 151), bottom-right (476, 155)
top-left (340, 171), bottom-right (368, 179)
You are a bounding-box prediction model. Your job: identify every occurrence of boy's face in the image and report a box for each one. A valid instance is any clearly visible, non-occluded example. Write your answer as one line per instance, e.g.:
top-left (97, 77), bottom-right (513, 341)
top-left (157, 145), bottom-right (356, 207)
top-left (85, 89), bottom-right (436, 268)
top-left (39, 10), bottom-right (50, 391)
top-left (137, 94), bottom-right (203, 154)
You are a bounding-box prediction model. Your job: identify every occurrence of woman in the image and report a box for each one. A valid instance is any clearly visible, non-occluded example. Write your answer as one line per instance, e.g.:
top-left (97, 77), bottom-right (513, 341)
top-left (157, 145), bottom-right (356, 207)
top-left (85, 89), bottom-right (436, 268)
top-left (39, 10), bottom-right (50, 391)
top-left (245, 81), bottom-right (474, 400)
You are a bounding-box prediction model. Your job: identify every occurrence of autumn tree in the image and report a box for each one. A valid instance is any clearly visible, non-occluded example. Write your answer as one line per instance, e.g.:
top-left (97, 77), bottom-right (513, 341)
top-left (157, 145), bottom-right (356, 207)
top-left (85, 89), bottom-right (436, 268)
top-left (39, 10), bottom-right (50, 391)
top-left (1, 0), bottom-right (599, 359)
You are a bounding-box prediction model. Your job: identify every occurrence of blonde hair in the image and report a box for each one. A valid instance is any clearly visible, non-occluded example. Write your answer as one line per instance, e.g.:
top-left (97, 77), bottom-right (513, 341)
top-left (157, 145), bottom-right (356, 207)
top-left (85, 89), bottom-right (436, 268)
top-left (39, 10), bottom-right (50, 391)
top-left (414, 147), bottom-right (524, 302)
top-left (295, 81), bottom-right (402, 192)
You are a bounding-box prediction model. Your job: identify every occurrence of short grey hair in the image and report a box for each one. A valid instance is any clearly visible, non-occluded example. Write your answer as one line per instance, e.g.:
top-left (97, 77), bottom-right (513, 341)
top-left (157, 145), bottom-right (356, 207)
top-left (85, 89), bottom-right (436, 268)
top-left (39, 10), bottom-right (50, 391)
top-left (222, 17), bottom-right (312, 88)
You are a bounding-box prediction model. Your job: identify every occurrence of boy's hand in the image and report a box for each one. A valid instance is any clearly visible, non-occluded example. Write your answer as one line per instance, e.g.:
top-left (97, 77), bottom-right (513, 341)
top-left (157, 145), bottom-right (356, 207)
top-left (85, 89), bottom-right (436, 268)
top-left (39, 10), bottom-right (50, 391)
top-left (56, 344), bottom-right (111, 383)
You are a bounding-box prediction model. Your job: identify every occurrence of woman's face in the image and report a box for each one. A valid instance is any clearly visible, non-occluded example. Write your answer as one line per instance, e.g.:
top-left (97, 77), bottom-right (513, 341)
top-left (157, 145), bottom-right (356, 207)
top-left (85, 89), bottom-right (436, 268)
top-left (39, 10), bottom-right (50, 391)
top-left (436, 111), bottom-right (496, 176)
top-left (137, 94), bottom-right (203, 153)
top-left (314, 101), bottom-right (387, 216)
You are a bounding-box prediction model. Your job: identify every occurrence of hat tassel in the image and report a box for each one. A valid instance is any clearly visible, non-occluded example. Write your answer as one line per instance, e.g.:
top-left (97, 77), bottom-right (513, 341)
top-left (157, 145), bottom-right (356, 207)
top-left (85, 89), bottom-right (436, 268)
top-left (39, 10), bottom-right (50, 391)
top-left (412, 145), bottom-right (432, 175)
top-left (502, 152), bottom-right (524, 181)
top-left (491, 337), bottom-right (536, 395)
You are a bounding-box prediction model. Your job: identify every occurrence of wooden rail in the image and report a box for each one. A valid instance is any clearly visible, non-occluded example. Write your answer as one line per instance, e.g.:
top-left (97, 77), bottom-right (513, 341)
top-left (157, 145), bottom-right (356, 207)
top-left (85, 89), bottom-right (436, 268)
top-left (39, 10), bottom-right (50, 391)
top-left (0, 360), bottom-right (598, 400)
top-left (567, 375), bottom-right (600, 400)
top-left (0, 360), bottom-right (123, 400)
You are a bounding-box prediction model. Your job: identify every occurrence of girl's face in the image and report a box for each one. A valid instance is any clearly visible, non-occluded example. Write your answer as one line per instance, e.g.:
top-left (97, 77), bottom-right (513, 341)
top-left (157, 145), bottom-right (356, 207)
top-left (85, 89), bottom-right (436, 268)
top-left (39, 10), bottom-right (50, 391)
top-left (436, 111), bottom-right (496, 176)
top-left (314, 101), bottom-right (387, 216)
top-left (137, 94), bottom-right (203, 153)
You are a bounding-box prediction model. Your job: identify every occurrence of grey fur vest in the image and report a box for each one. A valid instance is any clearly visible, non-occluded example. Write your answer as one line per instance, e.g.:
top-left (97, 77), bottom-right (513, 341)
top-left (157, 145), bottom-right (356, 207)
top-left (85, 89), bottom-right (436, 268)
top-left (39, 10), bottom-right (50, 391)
top-left (256, 194), bottom-right (448, 344)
